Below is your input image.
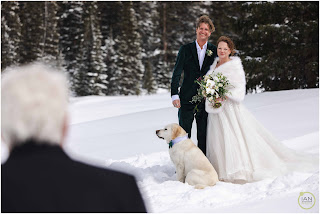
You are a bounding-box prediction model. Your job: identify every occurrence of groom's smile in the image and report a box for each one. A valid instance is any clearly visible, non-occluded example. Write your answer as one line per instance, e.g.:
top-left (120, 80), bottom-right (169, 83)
top-left (196, 23), bottom-right (211, 43)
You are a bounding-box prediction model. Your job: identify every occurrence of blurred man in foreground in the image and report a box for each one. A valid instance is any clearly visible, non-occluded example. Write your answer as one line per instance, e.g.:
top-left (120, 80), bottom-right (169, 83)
top-left (1, 63), bottom-right (147, 212)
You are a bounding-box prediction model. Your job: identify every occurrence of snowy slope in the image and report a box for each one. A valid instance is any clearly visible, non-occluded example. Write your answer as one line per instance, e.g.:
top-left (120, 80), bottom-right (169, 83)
top-left (2, 89), bottom-right (319, 212)
top-left (65, 89), bottom-right (319, 161)
top-left (64, 88), bottom-right (318, 213)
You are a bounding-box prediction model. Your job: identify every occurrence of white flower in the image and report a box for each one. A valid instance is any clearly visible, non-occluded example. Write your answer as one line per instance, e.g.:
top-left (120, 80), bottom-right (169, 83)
top-left (206, 79), bottom-right (215, 88)
top-left (206, 87), bottom-right (215, 95)
top-left (218, 83), bottom-right (223, 87)
top-left (206, 87), bottom-right (211, 94)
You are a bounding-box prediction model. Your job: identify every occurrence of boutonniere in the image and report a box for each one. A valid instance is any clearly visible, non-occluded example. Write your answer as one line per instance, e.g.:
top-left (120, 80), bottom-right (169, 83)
top-left (206, 49), bottom-right (213, 57)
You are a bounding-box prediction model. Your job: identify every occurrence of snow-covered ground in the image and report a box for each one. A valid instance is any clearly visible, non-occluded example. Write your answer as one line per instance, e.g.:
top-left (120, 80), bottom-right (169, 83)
top-left (2, 89), bottom-right (319, 212)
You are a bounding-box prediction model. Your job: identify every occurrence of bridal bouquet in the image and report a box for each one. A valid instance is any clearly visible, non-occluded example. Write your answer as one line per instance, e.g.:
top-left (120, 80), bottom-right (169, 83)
top-left (191, 72), bottom-right (233, 111)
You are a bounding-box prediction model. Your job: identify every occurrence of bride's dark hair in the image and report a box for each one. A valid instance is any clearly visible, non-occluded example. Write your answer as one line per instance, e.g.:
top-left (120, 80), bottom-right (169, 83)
top-left (217, 36), bottom-right (236, 56)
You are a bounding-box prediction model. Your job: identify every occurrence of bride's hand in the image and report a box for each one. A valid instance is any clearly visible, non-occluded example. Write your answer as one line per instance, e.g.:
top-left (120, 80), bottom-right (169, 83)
top-left (216, 97), bottom-right (224, 102)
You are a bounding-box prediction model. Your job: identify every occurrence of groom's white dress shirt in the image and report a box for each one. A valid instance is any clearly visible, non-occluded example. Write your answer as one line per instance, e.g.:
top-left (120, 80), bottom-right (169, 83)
top-left (172, 40), bottom-right (208, 102)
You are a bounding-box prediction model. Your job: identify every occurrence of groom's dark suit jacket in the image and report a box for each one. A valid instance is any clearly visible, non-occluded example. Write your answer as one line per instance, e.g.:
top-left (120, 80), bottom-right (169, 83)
top-left (1, 141), bottom-right (147, 213)
top-left (171, 41), bottom-right (217, 105)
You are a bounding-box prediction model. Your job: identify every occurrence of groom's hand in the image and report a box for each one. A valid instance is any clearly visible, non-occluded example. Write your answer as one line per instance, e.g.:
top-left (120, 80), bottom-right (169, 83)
top-left (172, 99), bottom-right (181, 108)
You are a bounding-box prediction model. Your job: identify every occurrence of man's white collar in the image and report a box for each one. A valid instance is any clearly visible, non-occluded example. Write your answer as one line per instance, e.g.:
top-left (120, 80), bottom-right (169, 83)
top-left (196, 40), bottom-right (208, 50)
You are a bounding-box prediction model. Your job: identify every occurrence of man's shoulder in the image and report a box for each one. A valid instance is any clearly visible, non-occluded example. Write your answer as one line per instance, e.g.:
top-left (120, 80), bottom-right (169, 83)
top-left (2, 145), bottom-right (136, 183)
top-left (183, 41), bottom-right (196, 48)
top-left (71, 158), bottom-right (135, 181)
top-left (178, 41), bottom-right (196, 53)
top-left (68, 159), bottom-right (146, 212)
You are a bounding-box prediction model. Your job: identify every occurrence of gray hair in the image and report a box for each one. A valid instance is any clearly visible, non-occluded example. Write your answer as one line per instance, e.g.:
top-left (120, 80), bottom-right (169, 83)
top-left (1, 63), bottom-right (69, 148)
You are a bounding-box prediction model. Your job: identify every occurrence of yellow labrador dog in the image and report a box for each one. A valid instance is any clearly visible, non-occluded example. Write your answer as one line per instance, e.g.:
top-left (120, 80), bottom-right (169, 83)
top-left (156, 123), bottom-right (219, 189)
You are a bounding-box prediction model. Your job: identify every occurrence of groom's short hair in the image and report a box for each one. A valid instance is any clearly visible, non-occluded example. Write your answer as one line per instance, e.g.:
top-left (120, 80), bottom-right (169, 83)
top-left (196, 15), bottom-right (215, 33)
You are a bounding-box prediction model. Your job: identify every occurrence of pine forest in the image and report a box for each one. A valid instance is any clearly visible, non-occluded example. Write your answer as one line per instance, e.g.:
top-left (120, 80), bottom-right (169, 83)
top-left (1, 1), bottom-right (319, 96)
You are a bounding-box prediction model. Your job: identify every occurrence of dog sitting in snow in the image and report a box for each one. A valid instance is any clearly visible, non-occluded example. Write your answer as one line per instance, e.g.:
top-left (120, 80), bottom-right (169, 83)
top-left (156, 123), bottom-right (219, 189)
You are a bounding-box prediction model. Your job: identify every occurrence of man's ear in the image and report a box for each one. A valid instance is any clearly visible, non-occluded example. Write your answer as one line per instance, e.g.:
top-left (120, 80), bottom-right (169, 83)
top-left (60, 114), bottom-right (68, 147)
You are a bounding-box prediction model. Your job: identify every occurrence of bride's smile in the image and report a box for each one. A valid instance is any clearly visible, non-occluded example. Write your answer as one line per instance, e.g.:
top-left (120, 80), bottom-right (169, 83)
top-left (217, 41), bottom-right (231, 62)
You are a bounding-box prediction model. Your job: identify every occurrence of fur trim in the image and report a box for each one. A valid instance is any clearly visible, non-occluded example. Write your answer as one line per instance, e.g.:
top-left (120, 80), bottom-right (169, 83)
top-left (205, 56), bottom-right (246, 113)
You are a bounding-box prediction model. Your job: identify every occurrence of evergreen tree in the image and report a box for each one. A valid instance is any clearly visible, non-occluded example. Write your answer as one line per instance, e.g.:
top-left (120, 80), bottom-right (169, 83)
top-left (156, 2), bottom-right (180, 89)
top-left (98, 1), bottom-right (122, 95)
top-left (58, 1), bottom-right (88, 96)
top-left (17, 2), bottom-right (60, 66)
top-left (110, 2), bottom-right (144, 95)
top-left (180, 1), bottom-right (208, 44)
top-left (156, 2), bottom-right (207, 89)
top-left (82, 1), bottom-right (107, 95)
top-left (1, 1), bottom-right (21, 70)
top-left (103, 29), bottom-right (118, 95)
top-left (19, 1), bottom-right (45, 64)
top-left (98, 1), bottom-right (122, 42)
top-left (207, 1), bottom-right (241, 43)
top-left (143, 61), bottom-right (157, 94)
top-left (133, 1), bottom-right (160, 94)
top-left (39, 1), bottom-right (60, 65)
top-left (237, 1), bottom-right (319, 92)
top-left (2, 1), bottom-right (318, 95)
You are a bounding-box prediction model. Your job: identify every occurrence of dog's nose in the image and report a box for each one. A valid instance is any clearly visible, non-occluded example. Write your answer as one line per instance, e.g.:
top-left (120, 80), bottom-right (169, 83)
top-left (156, 130), bottom-right (159, 134)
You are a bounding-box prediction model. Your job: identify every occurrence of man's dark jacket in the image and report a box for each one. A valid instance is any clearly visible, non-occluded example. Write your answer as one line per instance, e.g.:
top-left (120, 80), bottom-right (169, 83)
top-left (171, 41), bottom-right (217, 105)
top-left (1, 141), bottom-right (147, 213)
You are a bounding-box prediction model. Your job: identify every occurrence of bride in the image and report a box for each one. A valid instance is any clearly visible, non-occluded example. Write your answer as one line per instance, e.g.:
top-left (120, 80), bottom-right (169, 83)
top-left (205, 36), bottom-right (318, 183)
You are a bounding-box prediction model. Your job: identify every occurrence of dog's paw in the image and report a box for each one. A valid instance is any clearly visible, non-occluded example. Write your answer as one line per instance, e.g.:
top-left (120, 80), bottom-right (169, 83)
top-left (194, 184), bottom-right (208, 189)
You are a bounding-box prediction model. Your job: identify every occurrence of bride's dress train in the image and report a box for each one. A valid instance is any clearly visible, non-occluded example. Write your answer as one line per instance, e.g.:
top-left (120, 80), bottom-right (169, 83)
top-left (205, 57), bottom-right (318, 183)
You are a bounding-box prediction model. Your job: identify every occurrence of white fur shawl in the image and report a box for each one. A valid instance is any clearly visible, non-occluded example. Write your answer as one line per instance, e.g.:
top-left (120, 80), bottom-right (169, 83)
top-left (205, 56), bottom-right (246, 113)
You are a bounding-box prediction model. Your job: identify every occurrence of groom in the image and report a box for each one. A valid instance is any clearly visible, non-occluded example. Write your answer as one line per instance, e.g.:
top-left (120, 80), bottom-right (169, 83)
top-left (171, 15), bottom-right (217, 155)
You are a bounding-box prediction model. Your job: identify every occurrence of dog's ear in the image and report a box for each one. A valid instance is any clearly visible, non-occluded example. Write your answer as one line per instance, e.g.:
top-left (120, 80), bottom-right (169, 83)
top-left (171, 124), bottom-right (181, 140)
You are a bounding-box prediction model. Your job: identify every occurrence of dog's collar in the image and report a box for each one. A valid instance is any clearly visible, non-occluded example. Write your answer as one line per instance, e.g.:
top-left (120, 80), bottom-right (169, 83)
top-left (169, 135), bottom-right (188, 149)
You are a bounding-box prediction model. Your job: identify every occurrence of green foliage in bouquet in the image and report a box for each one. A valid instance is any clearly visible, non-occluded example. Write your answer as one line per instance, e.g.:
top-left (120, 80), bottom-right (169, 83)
top-left (191, 72), bottom-right (233, 112)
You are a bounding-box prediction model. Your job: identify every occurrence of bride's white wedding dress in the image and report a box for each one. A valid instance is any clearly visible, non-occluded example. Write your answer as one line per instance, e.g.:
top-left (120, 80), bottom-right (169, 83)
top-left (205, 56), bottom-right (318, 183)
